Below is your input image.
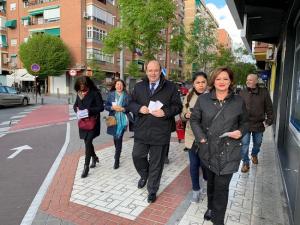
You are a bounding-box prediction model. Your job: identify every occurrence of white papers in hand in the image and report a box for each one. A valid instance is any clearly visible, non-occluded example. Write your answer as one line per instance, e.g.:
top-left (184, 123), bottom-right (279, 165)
top-left (219, 132), bottom-right (229, 138)
top-left (77, 109), bottom-right (89, 119)
top-left (148, 100), bottom-right (163, 113)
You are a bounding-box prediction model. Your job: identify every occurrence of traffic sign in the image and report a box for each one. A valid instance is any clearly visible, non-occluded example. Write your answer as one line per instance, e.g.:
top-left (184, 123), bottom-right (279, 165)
top-left (31, 64), bottom-right (40, 72)
top-left (69, 69), bottom-right (77, 76)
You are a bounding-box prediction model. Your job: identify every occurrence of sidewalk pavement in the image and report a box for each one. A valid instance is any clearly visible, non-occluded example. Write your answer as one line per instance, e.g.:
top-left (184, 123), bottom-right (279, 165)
top-left (30, 127), bottom-right (290, 225)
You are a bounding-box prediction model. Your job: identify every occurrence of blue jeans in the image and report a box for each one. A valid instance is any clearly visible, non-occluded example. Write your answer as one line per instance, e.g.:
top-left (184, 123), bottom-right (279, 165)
top-left (188, 143), bottom-right (208, 191)
top-left (241, 132), bottom-right (263, 164)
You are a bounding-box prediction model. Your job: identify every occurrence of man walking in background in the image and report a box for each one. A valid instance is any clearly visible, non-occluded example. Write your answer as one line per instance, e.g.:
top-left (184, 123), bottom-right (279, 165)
top-left (240, 74), bottom-right (274, 173)
top-left (129, 60), bottom-right (182, 203)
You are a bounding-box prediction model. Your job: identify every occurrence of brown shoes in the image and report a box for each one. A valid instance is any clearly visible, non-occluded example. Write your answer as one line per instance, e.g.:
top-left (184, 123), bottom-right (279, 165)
top-left (251, 156), bottom-right (258, 164)
top-left (241, 163), bottom-right (250, 173)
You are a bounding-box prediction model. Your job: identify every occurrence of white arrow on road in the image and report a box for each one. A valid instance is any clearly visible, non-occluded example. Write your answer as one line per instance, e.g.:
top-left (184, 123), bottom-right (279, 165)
top-left (7, 145), bottom-right (33, 159)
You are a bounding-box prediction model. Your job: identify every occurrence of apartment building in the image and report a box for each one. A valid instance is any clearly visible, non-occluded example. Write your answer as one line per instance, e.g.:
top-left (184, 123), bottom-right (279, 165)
top-left (184, 0), bottom-right (218, 77)
top-left (217, 28), bottom-right (232, 49)
top-left (156, 0), bottom-right (185, 79)
top-left (0, 0), bottom-right (124, 94)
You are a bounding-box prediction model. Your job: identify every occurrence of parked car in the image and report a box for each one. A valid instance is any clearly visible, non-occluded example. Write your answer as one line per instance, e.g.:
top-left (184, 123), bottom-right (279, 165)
top-left (0, 85), bottom-right (30, 107)
top-left (175, 82), bottom-right (189, 96)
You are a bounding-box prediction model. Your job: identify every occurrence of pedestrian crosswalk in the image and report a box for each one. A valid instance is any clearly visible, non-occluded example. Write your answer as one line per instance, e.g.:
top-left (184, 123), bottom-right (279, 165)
top-left (0, 106), bottom-right (40, 138)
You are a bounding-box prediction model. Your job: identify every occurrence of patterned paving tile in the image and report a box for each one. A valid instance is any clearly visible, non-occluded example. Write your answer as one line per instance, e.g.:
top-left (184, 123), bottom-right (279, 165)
top-left (177, 128), bottom-right (290, 225)
top-left (71, 139), bottom-right (189, 220)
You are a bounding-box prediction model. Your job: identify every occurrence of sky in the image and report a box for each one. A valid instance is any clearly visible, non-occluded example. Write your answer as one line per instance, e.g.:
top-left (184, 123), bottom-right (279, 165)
top-left (205, 0), bottom-right (243, 47)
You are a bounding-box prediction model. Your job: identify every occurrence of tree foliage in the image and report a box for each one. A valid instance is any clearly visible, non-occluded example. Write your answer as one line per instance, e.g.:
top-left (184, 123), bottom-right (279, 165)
top-left (126, 61), bottom-right (142, 78)
top-left (19, 34), bottom-right (71, 78)
top-left (213, 45), bottom-right (256, 85)
top-left (88, 57), bottom-right (106, 82)
top-left (103, 0), bottom-right (178, 61)
top-left (185, 16), bottom-right (217, 73)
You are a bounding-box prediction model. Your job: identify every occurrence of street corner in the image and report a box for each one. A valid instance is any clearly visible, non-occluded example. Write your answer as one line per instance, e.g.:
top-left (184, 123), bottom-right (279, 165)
top-left (39, 139), bottom-right (191, 225)
top-left (9, 104), bottom-right (69, 131)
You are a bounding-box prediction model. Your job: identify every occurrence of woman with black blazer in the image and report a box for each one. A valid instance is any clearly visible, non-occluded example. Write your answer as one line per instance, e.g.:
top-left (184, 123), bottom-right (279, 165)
top-left (190, 67), bottom-right (248, 225)
top-left (73, 76), bottom-right (104, 178)
top-left (105, 79), bottom-right (130, 169)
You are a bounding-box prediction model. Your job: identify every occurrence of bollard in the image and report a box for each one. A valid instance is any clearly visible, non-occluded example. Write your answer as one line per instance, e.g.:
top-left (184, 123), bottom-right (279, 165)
top-left (41, 97), bottom-right (44, 105)
top-left (68, 97), bottom-right (71, 105)
top-left (57, 88), bottom-right (60, 99)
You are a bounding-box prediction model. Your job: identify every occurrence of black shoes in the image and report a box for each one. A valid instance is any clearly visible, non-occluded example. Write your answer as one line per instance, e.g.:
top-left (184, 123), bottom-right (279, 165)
top-left (137, 178), bottom-right (147, 189)
top-left (113, 159), bottom-right (120, 169)
top-left (90, 156), bottom-right (99, 168)
top-left (204, 209), bottom-right (213, 221)
top-left (81, 165), bottom-right (89, 178)
top-left (147, 193), bottom-right (157, 203)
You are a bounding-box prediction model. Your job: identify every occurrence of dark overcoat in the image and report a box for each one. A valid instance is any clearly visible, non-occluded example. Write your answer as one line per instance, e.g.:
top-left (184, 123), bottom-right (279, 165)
top-left (190, 90), bottom-right (248, 175)
top-left (128, 76), bottom-right (182, 145)
top-left (73, 89), bottom-right (104, 139)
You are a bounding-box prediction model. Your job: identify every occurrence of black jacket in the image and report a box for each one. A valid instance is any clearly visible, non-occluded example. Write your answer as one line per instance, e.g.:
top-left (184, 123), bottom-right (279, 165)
top-left (128, 76), bottom-right (182, 145)
top-left (239, 86), bottom-right (273, 132)
top-left (73, 89), bottom-right (104, 140)
top-left (190, 90), bottom-right (248, 175)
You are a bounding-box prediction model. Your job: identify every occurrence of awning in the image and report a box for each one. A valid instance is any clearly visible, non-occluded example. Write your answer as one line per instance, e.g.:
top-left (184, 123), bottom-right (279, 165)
top-left (10, 54), bottom-right (17, 57)
top-left (43, 5), bottom-right (59, 10)
top-left (29, 9), bottom-right (44, 16)
top-left (5, 20), bottom-right (17, 28)
top-left (21, 16), bottom-right (31, 20)
top-left (44, 28), bottom-right (60, 36)
top-left (30, 29), bottom-right (45, 34)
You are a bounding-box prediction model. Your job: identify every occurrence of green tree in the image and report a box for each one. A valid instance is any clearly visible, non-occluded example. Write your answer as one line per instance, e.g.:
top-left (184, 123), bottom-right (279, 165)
top-left (213, 45), bottom-right (236, 68)
top-left (232, 62), bottom-right (256, 85)
top-left (103, 0), bottom-right (178, 61)
top-left (126, 61), bottom-right (142, 78)
top-left (185, 16), bottom-right (217, 73)
top-left (87, 57), bottom-right (106, 82)
top-left (19, 34), bottom-right (71, 78)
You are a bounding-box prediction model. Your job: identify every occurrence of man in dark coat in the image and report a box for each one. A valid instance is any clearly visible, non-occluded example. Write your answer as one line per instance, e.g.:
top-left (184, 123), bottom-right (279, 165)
top-left (239, 74), bottom-right (274, 173)
top-left (128, 60), bottom-right (182, 203)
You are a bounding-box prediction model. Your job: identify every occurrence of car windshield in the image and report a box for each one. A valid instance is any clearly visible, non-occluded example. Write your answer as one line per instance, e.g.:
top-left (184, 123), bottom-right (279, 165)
top-left (6, 87), bottom-right (17, 94)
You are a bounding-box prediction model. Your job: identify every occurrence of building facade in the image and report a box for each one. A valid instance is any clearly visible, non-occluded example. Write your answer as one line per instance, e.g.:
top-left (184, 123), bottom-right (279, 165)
top-left (227, 0), bottom-right (300, 224)
top-left (0, 0), bottom-right (127, 94)
top-left (217, 28), bottom-right (232, 49)
top-left (183, 0), bottom-right (218, 78)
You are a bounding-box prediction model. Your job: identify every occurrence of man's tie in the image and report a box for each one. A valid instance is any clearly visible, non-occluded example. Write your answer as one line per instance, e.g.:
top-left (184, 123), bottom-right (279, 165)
top-left (150, 83), bottom-right (156, 95)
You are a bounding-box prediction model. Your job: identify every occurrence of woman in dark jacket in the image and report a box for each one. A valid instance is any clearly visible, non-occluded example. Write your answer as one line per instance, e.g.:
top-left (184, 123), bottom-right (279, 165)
top-left (73, 76), bottom-right (104, 178)
top-left (105, 80), bottom-right (130, 169)
top-left (190, 67), bottom-right (248, 225)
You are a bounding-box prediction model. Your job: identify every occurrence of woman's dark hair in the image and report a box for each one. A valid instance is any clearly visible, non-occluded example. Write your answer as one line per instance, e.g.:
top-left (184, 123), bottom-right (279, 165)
top-left (74, 76), bottom-right (97, 92)
top-left (110, 79), bottom-right (126, 92)
top-left (209, 66), bottom-right (234, 91)
top-left (185, 71), bottom-right (208, 108)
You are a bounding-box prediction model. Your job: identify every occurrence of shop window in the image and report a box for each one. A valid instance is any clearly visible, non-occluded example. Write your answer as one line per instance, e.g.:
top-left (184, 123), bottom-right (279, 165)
top-left (290, 22), bottom-right (300, 132)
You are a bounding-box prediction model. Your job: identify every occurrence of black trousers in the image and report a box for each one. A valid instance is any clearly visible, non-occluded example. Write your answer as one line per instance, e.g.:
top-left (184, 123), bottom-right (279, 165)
top-left (114, 134), bottom-right (124, 161)
top-left (132, 142), bottom-right (167, 194)
top-left (206, 168), bottom-right (233, 225)
top-left (84, 133), bottom-right (96, 166)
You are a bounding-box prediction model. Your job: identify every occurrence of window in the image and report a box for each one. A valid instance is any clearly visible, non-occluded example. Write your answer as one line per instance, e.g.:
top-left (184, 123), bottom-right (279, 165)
top-left (107, 0), bottom-right (115, 5)
top-left (290, 22), bottom-right (300, 132)
top-left (6, 87), bottom-right (17, 94)
top-left (87, 26), bottom-right (92, 39)
top-left (44, 8), bottom-right (60, 22)
top-left (86, 5), bottom-right (114, 25)
top-left (10, 3), bottom-right (16, 11)
top-left (86, 48), bottom-right (113, 63)
top-left (86, 26), bottom-right (106, 42)
top-left (11, 39), bottom-right (17, 46)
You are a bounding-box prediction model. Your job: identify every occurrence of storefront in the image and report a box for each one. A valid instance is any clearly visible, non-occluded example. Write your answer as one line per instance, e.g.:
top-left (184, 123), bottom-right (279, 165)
top-left (226, 0), bottom-right (300, 224)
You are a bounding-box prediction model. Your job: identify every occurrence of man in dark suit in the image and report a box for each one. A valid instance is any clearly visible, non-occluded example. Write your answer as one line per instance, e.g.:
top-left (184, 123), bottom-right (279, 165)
top-left (129, 60), bottom-right (182, 203)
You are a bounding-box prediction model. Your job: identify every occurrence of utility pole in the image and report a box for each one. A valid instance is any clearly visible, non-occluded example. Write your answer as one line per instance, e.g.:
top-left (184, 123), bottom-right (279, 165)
top-left (165, 26), bottom-right (171, 79)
